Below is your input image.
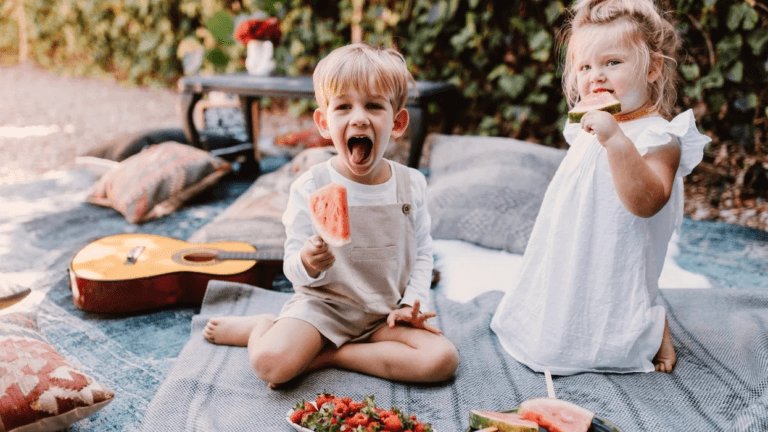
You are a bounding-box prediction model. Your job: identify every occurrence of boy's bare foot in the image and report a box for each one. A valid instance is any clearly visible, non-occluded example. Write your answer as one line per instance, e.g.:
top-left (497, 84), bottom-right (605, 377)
top-left (653, 318), bottom-right (676, 373)
top-left (202, 314), bottom-right (275, 346)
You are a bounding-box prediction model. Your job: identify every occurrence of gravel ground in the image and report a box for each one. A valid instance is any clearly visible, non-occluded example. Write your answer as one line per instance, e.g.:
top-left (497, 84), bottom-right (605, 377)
top-left (0, 64), bottom-right (315, 184)
top-left (2, 63), bottom-right (766, 232)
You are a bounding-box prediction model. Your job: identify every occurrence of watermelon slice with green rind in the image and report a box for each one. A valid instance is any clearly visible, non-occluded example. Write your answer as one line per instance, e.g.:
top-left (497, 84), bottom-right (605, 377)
top-left (568, 91), bottom-right (622, 123)
top-left (307, 183), bottom-right (351, 248)
top-left (469, 410), bottom-right (539, 432)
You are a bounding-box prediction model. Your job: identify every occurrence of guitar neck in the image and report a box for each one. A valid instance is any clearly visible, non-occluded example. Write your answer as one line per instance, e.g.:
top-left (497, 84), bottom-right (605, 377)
top-left (216, 248), bottom-right (283, 262)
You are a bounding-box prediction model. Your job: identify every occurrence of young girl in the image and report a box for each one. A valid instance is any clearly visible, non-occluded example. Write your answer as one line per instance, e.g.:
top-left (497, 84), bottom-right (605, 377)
top-left (202, 43), bottom-right (459, 387)
top-left (491, 0), bottom-right (710, 375)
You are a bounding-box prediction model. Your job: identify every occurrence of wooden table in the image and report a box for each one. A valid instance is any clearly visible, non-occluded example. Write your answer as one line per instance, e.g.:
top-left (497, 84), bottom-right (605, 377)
top-left (177, 74), bottom-right (458, 168)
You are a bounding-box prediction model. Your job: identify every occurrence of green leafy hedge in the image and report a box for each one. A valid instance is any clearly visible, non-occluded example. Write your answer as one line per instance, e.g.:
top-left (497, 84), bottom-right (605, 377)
top-left (1, 0), bottom-right (766, 155)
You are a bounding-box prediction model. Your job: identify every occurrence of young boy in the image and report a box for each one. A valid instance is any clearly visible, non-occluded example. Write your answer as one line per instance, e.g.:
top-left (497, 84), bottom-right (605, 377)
top-left (203, 43), bottom-right (459, 387)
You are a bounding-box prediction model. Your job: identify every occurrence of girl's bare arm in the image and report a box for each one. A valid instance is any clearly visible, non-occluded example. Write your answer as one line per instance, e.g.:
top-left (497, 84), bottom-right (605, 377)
top-left (604, 134), bottom-right (680, 218)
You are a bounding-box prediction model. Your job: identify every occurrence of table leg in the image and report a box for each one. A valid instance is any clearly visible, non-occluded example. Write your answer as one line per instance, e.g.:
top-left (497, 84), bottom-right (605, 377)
top-left (178, 91), bottom-right (205, 150)
top-left (407, 105), bottom-right (425, 169)
top-left (238, 95), bottom-right (261, 161)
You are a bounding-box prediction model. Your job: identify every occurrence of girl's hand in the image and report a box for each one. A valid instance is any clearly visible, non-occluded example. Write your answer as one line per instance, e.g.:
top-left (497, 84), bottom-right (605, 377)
top-left (581, 110), bottom-right (622, 146)
top-left (300, 235), bottom-right (335, 278)
top-left (387, 300), bottom-right (442, 335)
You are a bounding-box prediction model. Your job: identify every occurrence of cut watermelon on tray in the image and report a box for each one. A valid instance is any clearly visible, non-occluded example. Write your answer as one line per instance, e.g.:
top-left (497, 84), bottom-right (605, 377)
top-left (307, 183), bottom-right (351, 248)
top-left (568, 91), bottom-right (622, 123)
top-left (469, 409), bottom-right (539, 431)
top-left (518, 398), bottom-right (594, 432)
top-left (467, 406), bottom-right (621, 432)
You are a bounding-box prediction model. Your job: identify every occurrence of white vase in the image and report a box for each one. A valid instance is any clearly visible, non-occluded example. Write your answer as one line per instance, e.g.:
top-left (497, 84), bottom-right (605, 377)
top-left (245, 40), bottom-right (276, 76)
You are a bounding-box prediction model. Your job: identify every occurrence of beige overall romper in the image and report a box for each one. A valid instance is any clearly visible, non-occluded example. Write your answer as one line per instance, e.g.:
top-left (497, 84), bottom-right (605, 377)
top-left (278, 161), bottom-right (417, 348)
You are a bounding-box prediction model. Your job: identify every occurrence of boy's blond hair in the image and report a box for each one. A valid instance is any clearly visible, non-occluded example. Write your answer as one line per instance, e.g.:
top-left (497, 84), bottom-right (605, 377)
top-left (313, 43), bottom-right (415, 112)
top-left (560, 0), bottom-right (681, 118)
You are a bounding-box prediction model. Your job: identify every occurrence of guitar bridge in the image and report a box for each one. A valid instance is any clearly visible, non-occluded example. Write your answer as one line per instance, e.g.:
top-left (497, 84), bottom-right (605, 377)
top-left (126, 246), bottom-right (145, 265)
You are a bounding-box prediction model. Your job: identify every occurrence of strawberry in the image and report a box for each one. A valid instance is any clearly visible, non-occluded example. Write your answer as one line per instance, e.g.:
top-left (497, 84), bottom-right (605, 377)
top-left (382, 415), bottom-right (404, 431)
top-left (316, 392), bottom-right (335, 408)
top-left (413, 423), bottom-right (433, 432)
top-left (289, 408), bottom-right (305, 424)
top-left (366, 421), bottom-right (381, 431)
top-left (349, 400), bottom-right (365, 413)
top-left (332, 401), bottom-right (350, 418)
top-left (346, 412), bottom-right (370, 427)
top-left (303, 401), bottom-right (318, 413)
top-left (379, 409), bottom-right (396, 420)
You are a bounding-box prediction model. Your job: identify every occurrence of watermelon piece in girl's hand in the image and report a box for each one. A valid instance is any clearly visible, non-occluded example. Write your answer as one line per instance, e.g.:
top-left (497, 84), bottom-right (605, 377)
top-left (568, 91), bottom-right (622, 123)
top-left (307, 183), bottom-right (351, 247)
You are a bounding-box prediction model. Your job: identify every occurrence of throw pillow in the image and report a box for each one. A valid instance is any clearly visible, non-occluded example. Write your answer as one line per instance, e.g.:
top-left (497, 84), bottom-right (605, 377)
top-left (0, 277), bottom-right (31, 310)
top-left (86, 142), bottom-right (231, 224)
top-left (0, 313), bottom-right (114, 431)
top-left (427, 134), bottom-right (566, 254)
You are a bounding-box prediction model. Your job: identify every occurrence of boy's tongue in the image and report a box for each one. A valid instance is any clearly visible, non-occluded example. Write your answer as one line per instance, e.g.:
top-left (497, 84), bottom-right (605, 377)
top-left (348, 138), bottom-right (371, 164)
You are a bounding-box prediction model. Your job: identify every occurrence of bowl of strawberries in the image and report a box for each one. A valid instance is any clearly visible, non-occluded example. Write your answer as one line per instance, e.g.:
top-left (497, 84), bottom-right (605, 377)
top-left (287, 392), bottom-right (434, 432)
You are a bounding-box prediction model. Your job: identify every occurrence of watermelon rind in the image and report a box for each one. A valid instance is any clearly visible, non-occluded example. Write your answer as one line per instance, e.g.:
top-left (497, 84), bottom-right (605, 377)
top-left (567, 93), bottom-right (622, 123)
top-left (469, 410), bottom-right (539, 432)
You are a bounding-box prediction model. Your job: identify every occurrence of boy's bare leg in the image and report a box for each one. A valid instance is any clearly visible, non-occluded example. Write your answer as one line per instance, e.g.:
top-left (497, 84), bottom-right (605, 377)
top-left (203, 314), bottom-right (275, 346)
top-left (248, 317), bottom-right (326, 386)
top-left (653, 317), bottom-right (676, 373)
top-left (308, 325), bottom-right (459, 383)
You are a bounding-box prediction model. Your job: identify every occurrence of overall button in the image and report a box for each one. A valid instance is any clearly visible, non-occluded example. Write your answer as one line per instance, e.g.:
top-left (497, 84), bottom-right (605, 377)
top-left (402, 204), bottom-right (410, 214)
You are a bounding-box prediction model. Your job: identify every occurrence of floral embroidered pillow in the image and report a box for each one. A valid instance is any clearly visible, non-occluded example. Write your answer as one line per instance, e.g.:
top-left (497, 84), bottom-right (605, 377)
top-left (0, 313), bottom-right (114, 431)
top-left (86, 142), bottom-right (231, 224)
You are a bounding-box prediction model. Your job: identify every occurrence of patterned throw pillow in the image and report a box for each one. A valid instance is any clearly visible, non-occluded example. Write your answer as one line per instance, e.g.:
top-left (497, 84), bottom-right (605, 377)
top-left (427, 134), bottom-right (566, 254)
top-left (0, 277), bottom-right (30, 310)
top-left (86, 142), bottom-right (231, 224)
top-left (0, 313), bottom-right (114, 431)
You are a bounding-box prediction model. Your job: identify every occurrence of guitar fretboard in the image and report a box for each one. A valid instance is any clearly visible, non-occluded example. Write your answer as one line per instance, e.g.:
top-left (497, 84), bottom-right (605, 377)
top-left (216, 248), bottom-right (283, 262)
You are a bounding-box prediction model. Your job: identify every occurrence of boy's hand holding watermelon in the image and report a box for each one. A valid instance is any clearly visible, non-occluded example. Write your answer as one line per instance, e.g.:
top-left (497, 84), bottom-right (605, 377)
top-left (300, 235), bottom-right (335, 279)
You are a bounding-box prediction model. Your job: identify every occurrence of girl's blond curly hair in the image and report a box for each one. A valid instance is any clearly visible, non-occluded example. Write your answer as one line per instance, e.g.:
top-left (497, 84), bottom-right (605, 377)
top-left (560, 0), bottom-right (681, 119)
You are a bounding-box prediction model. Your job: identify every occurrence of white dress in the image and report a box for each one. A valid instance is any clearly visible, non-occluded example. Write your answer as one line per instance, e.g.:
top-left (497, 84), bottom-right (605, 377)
top-left (490, 110), bottom-right (711, 375)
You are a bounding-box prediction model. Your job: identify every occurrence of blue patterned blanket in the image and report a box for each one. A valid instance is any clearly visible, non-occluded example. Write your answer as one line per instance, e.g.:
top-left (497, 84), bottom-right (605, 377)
top-left (2, 168), bottom-right (767, 431)
top-left (142, 281), bottom-right (768, 432)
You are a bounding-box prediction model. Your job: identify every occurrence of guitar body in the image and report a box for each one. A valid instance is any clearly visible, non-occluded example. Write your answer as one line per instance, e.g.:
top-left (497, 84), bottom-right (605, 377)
top-left (69, 233), bottom-right (278, 313)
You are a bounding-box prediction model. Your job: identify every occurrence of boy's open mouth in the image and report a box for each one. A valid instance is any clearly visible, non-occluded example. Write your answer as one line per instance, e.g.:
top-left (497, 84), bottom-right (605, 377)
top-left (347, 136), bottom-right (373, 164)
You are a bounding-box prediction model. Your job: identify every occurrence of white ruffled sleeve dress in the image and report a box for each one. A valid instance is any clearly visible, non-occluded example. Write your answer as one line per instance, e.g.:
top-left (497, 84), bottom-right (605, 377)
top-left (490, 110), bottom-right (711, 375)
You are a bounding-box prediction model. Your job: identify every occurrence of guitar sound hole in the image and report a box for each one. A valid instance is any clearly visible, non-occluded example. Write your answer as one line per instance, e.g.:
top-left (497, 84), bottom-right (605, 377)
top-left (183, 253), bottom-right (217, 263)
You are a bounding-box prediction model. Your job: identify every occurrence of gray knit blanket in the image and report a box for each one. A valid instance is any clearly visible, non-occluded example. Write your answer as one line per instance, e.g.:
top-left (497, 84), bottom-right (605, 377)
top-left (141, 281), bottom-right (768, 432)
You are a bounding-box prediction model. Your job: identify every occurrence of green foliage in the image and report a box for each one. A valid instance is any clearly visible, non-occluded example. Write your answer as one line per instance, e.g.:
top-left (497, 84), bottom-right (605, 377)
top-left (674, 0), bottom-right (768, 152)
top-left (3, 0), bottom-right (767, 153)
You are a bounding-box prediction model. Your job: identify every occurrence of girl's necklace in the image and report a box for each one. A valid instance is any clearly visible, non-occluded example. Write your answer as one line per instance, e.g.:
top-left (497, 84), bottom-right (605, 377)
top-left (614, 106), bottom-right (658, 123)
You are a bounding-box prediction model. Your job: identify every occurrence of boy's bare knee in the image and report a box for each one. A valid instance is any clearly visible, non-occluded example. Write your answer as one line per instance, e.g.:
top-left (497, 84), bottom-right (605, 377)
top-left (412, 339), bottom-right (459, 382)
top-left (249, 346), bottom-right (297, 384)
top-left (428, 341), bottom-right (459, 381)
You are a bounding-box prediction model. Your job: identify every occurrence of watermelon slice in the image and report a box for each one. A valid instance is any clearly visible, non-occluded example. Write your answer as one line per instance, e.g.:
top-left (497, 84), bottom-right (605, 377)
top-left (469, 410), bottom-right (540, 432)
top-left (567, 91), bottom-right (622, 123)
top-left (518, 398), bottom-right (594, 432)
top-left (307, 183), bottom-right (351, 247)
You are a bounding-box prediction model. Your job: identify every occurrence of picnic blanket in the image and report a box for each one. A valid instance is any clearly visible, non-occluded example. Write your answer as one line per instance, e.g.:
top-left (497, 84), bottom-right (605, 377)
top-left (142, 281), bottom-right (768, 432)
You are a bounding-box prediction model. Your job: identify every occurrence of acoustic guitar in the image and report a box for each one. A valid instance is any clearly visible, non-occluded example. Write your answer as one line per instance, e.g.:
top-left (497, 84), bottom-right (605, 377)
top-left (69, 233), bottom-right (283, 313)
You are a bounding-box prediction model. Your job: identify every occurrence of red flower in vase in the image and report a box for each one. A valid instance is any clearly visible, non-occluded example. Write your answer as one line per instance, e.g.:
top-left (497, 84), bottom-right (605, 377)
top-left (234, 17), bottom-right (282, 46)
